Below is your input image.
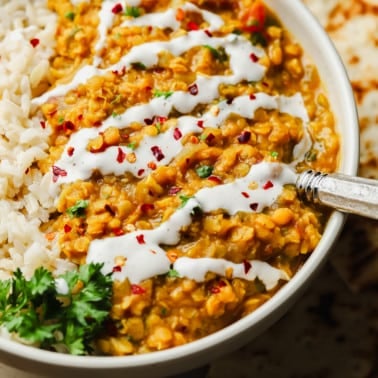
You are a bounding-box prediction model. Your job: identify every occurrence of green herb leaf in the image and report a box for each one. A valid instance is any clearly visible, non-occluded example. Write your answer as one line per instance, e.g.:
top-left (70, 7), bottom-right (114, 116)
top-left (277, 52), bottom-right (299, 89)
top-left (179, 194), bottom-right (192, 208)
top-left (153, 89), bottom-right (173, 99)
top-left (167, 269), bottom-right (180, 278)
top-left (195, 165), bottom-right (213, 178)
top-left (250, 32), bottom-right (267, 47)
top-left (65, 11), bottom-right (75, 21)
top-left (270, 151), bottom-right (279, 159)
top-left (0, 263), bottom-right (113, 355)
top-left (127, 142), bottom-right (136, 150)
top-left (203, 45), bottom-right (228, 62)
top-left (66, 199), bottom-right (89, 218)
top-left (58, 116), bottom-right (64, 125)
top-left (124, 6), bottom-right (141, 18)
top-left (131, 62), bottom-right (146, 70)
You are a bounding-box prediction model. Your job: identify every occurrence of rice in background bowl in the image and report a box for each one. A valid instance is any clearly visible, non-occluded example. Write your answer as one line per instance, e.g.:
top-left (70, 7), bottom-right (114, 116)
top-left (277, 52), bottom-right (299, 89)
top-left (0, 0), bottom-right (358, 377)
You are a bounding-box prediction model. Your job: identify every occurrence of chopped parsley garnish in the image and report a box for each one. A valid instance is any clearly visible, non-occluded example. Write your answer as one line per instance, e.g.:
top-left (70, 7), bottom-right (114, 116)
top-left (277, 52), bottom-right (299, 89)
top-left (153, 89), bottom-right (173, 99)
top-left (0, 263), bottom-right (112, 355)
top-left (127, 142), bottom-right (137, 150)
top-left (179, 194), bottom-right (192, 208)
top-left (203, 45), bottom-right (228, 62)
top-left (111, 111), bottom-right (121, 119)
top-left (124, 6), bottom-right (141, 18)
top-left (196, 165), bottom-right (213, 178)
top-left (66, 199), bottom-right (89, 218)
top-left (167, 269), bottom-right (180, 278)
top-left (131, 62), bottom-right (146, 70)
top-left (65, 11), bottom-right (75, 21)
top-left (58, 116), bottom-right (65, 125)
top-left (250, 32), bottom-right (267, 47)
top-left (270, 151), bottom-right (279, 158)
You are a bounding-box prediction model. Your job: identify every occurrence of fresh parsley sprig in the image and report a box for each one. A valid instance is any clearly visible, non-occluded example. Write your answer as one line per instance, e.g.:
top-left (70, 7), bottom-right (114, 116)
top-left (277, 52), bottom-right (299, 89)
top-left (0, 263), bottom-right (113, 355)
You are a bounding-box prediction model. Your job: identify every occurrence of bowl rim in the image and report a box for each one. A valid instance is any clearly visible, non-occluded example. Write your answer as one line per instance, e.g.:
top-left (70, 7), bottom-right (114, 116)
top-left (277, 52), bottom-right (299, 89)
top-left (0, 0), bottom-right (360, 372)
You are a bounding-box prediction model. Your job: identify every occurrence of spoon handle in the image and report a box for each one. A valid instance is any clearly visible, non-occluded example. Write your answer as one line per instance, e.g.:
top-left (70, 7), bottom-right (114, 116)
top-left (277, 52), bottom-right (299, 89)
top-left (296, 170), bottom-right (378, 220)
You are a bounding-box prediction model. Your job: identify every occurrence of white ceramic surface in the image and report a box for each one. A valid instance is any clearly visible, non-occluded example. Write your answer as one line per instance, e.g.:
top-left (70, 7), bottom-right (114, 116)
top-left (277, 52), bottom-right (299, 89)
top-left (0, 1), bottom-right (359, 377)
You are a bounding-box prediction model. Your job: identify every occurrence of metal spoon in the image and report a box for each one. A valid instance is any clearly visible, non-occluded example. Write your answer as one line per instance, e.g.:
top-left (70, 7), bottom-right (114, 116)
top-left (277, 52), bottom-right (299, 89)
top-left (296, 170), bottom-right (378, 220)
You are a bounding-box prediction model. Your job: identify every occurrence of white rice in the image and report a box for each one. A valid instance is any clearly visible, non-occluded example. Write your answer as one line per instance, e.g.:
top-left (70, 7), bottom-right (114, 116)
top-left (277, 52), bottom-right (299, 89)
top-left (0, 0), bottom-right (74, 279)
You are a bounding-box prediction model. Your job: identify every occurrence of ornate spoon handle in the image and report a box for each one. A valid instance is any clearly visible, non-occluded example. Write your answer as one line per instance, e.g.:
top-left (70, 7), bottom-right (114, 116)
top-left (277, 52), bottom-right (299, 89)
top-left (296, 170), bottom-right (378, 220)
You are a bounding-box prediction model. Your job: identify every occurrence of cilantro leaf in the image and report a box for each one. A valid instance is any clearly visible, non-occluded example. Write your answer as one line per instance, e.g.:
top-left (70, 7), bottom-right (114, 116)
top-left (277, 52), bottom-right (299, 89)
top-left (124, 6), bottom-right (141, 18)
top-left (196, 165), bottom-right (213, 178)
top-left (0, 263), bottom-right (113, 355)
top-left (167, 269), bottom-right (180, 278)
top-left (179, 194), bottom-right (192, 208)
top-left (203, 45), bottom-right (228, 62)
top-left (66, 199), bottom-right (89, 218)
top-left (153, 89), bottom-right (173, 99)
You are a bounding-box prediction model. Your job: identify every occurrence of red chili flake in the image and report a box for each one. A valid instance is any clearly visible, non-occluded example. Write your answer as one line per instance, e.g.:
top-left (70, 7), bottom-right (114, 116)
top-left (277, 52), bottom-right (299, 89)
top-left (210, 287), bottom-right (220, 294)
top-left (112, 265), bottom-right (122, 273)
top-left (155, 116), bottom-right (167, 124)
top-left (67, 146), bottom-right (75, 157)
top-left (40, 120), bottom-right (46, 129)
top-left (237, 131), bottom-right (251, 143)
top-left (204, 29), bottom-right (213, 37)
top-left (77, 114), bottom-right (84, 121)
top-left (168, 186), bottom-right (182, 195)
top-left (116, 147), bottom-right (126, 163)
top-left (111, 3), bottom-right (123, 14)
top-left (145, 85), bottom-right (152, 92)
top-left (147, 25), bottom-right (153, 32)
top-left (188, 83), bottom-right (199, 96)
top-left (141, 203), bottom-right (155, 212)
top-left (137, 169), bottom-right (145, 176)
top-left (243, 260), bottom-right (252, 274)
top-left (250, 53), bottom-right (259, 63)
top-left (30, 38), bottom-right (40, 48)
top-left (173, 128), bottom-right (182, 140)
top-left (249, 93), bottom-right (256, 100)
top-left (113, 228), bottom-right (125, 236)
top-left (210, 280), bottom-right (226, 294)
top-left (136, 234), bottom-right (145, 244)
top-left (187, 21), bottom-right (199, 31)
top-left (64, 224), bottom-right (72, 233)
top-left (262, 81), bottom-right (269, 87)
top-left (263, 180), bottom-right (274, 190)
top-left (144, 117), bottom-right (155, 125)
top-left (150, 249), bottom-right (157, 255)
top-left (147, 161), bottom-right (157, 170)
top-left (250, 203), bottom-right (258, 211)
top-left (63, 120), bottom-right (75, 133)
top-left (151, 145), bottom-right (165, 161)
top-left (241, 191), bottom-right (250, 198)
top-left (131, 284), bottom-right (146, 295)
top-left (197, 120), bottom-right (204, 129)
top-left (208, 175), bottom-right (222, 184)
top-left (52, 165), bottom-right (67, 183)
top-left (93, 120), bottom-right (103, 127)
top-left (205, 133), bottom-right (215, 144)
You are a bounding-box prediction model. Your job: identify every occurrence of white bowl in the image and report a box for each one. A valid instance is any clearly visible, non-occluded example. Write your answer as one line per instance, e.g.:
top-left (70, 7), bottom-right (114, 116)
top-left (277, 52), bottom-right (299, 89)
top-left (0, 0), bottom-right (359, 377)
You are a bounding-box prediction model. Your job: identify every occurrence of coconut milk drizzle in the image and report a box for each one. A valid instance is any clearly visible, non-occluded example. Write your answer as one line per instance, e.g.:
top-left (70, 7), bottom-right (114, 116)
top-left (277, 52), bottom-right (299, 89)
top-left (86, 162), bottom-right (293, 286)
top-left (50, 93), bottom-right (307, 188)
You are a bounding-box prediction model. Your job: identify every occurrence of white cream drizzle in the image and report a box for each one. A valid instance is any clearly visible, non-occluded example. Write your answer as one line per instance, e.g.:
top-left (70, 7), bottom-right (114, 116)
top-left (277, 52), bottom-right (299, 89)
top-left (32, 31), bottom-right (264, 107)
top-left (86, 162), bottom-right (293, 287)
top-left (50, 92), bottom-right (308, 189)
top-left (38, 1), bottom-right (316, 289)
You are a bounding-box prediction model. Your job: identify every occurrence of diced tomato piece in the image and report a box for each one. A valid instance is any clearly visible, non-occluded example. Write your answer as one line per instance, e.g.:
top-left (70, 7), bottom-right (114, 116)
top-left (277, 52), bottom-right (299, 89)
top-left (241, 1), bottom-right (266, 33)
